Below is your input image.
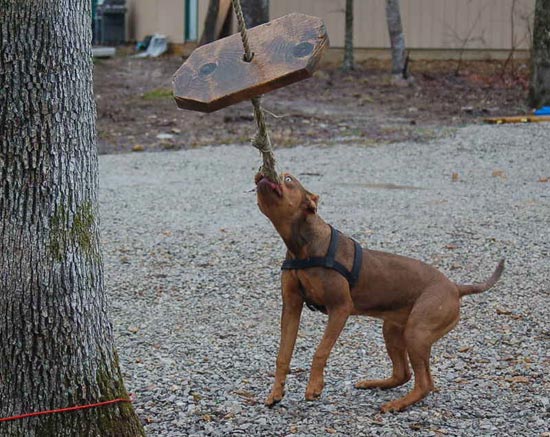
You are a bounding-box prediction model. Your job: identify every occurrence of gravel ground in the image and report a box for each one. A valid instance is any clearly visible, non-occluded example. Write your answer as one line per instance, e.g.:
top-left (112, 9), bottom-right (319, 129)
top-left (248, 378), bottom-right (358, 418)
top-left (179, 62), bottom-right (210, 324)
top-left (99, 123), bottom-right (549, 436)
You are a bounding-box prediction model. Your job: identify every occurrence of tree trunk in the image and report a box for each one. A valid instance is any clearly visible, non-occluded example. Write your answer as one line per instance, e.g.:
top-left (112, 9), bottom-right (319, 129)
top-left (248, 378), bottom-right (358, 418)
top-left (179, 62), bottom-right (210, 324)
top-left (342, 0), bottom-right (354, 72)
top-left (200, 0), bottom-right (233, 45)
top-left (529, 0), bottom-right (550, 107)
top-left (240, 0), bottom-right (269, 28)
top-left (0, 1), bottom-right (144, 436)
top-left (385, 0), bottom-right (407, 78)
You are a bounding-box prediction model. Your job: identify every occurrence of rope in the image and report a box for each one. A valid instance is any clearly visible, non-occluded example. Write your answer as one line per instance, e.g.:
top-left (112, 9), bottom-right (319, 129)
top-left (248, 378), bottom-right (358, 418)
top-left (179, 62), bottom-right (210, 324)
top-left (231, 0), bottom-right (280, 183)
top-left (0, 396), bottom-right (132, 423)
top-left (232, 0), bottom-right (254, 62)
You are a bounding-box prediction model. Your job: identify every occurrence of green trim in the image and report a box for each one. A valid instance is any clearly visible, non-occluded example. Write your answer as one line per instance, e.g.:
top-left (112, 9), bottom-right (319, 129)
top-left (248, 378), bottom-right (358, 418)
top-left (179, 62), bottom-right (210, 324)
top-left (185, 0), bottom-right (198, 42)
top-left (185, 0), bottom-right (190, 41)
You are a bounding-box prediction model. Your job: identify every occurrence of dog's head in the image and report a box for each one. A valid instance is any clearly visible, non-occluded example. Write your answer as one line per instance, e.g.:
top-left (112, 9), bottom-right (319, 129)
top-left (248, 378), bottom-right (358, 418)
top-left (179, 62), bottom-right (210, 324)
top-left (255, 172), bottom-right (319, 228)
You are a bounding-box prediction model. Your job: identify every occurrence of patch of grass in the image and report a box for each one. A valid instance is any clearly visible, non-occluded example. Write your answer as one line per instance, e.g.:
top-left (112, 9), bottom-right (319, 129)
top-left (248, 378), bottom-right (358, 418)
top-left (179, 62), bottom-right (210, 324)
top-left (339, 128), bottom-right (364, 137)
top-left (97, 128), bottom-right (113, 141)
top-left (142, 88), bottom-right (173, 100)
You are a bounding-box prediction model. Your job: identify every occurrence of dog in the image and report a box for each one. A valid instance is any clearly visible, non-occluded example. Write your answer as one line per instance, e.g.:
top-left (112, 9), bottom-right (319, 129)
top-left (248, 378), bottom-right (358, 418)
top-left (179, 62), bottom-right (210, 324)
top-left (255, 172), bottom-right (504, 412)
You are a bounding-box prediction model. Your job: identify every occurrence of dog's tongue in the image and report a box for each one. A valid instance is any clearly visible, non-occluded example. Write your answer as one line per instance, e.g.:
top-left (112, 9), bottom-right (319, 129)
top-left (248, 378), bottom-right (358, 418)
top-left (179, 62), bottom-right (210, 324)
top-left (257, 176), bottom-right (282, 196)
top-left (261, 177), bottom-right (278, 189)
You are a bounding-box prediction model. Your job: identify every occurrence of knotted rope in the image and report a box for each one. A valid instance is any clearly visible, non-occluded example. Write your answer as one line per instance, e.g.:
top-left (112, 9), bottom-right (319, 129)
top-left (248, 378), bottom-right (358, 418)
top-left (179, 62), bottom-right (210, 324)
top-left (231, 0), bottom-right (280, 183)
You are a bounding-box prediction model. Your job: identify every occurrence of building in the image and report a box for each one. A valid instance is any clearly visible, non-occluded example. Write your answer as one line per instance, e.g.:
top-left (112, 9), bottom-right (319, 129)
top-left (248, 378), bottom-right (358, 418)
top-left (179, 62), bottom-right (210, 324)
top-left (125, 0), bottom-right (534, 60)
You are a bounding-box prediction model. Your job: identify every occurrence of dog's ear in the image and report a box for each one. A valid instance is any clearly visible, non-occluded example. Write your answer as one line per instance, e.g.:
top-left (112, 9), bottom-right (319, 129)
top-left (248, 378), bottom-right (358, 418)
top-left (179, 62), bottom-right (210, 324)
top-left (305, 191), bottom-right (320, 214)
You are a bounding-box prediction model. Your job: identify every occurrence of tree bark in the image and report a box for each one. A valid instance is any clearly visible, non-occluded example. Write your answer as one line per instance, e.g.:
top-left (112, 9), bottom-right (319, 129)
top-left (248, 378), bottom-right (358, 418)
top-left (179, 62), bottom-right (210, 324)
top-left (385, 0), bottom-right (407, 78)
top-left (529, 0), bottom-right (550, 107)
top-left (240, 0), bottom-right (269, 28)
top-left (0, 1), bottom-right (144, 436)
top-left (342, 0), bottom-right (354, 72)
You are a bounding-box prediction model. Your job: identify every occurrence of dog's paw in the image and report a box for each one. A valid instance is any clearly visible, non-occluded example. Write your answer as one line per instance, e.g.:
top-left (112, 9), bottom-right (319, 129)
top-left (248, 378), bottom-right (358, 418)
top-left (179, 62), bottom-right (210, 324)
top-left (355, 375), bottom-right (410, 390)
top-left (304, 391), bottom-right (321, 401)
top-left (380, 400), bottom-right (406, 413)
top-left (265, 391), bottom-right (284, 408)
top-left (305, 381), bottom-right (324, 401)
top-left (355, 380), bottom-right (377, 389)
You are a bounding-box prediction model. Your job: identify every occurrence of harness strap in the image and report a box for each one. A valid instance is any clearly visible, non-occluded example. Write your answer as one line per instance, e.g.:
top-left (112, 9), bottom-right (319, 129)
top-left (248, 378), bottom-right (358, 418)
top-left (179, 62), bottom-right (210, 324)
top-left (281, 226), bottom-right (363, 289)
top-left (325, 225), bottom-right (338, 267)
top-left (351, 239), bottom-right (363, 285)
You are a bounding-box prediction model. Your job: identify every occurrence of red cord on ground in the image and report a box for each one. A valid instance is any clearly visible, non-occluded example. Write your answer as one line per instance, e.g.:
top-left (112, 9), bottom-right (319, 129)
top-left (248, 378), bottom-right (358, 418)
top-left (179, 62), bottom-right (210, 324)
top-left (0, 396), bottom-right (133, 423)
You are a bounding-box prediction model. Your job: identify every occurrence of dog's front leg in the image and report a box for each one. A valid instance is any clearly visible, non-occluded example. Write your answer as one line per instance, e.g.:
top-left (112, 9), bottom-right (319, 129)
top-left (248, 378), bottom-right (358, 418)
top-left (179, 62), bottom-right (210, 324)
top-left (265, 274), bottom-right (303, 407)
top-left (305, 304), bottom-right (351, 401)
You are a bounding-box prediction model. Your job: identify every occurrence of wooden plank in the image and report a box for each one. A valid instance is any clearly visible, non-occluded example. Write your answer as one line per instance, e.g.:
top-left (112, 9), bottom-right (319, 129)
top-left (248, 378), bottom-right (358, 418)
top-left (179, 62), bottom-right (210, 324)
top-left (484, 115), bottom-right (550, 124)
top-left (173, 13), bottom-right (329, 112)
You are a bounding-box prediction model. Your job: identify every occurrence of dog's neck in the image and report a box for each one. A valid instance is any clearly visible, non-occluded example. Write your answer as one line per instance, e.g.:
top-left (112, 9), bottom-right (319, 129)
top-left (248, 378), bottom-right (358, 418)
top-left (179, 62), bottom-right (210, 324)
top-left (278, 214), bottom-right (331, 259)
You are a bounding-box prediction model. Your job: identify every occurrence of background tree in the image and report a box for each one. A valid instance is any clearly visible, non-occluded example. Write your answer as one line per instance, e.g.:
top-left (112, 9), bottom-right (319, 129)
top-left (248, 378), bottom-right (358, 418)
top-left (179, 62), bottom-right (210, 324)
top-left (529, 0), bottom-right (550, 107)
top-left (200, 0), bottom-right (268, 45)
top-left (342, 0), bottom-right (355, 71)
top-left (240, 0), bottom-right (270, 28)
top-left (0, 1), bottom-right (144, 435)
top-left (200, 0), bottom-right (233, 45)
top-left (385, 0), bottom-right (408, 80)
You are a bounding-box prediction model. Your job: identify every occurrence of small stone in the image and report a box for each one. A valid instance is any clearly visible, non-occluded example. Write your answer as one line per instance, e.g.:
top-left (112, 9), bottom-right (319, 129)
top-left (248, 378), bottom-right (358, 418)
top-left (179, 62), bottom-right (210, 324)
top-left (492, 169), bottom-right (506, 179)
top-left (506, 376), bottom-right (529, 384)
top-left (156, 133), bottom-right (175, 140)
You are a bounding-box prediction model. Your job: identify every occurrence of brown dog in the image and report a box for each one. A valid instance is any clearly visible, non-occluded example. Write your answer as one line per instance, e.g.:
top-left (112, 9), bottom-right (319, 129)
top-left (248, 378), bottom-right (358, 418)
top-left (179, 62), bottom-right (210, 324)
top-left (256, 172), bottom-right (504, 412)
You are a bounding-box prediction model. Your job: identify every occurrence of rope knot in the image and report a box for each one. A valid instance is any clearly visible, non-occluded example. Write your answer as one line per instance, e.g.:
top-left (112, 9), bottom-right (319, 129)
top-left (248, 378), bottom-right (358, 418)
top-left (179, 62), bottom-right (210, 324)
top-left (252, 132), bottom-right (270, 153)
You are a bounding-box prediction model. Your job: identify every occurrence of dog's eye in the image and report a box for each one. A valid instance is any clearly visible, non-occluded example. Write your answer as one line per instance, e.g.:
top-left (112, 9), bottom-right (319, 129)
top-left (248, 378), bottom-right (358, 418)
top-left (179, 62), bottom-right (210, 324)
top-left (285, 176), bottom-right (292, 183)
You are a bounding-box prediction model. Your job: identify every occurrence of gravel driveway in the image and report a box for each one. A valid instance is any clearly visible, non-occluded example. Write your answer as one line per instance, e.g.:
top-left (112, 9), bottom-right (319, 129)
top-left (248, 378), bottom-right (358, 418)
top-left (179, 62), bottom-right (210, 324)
top-left (99, 123), bottom-right (549, 436)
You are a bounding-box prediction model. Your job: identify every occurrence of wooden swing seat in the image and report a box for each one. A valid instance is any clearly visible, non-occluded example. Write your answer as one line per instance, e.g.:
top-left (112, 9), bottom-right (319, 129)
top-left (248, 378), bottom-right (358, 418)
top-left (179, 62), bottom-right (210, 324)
top-left (172, 13), bottom-right (328, 113)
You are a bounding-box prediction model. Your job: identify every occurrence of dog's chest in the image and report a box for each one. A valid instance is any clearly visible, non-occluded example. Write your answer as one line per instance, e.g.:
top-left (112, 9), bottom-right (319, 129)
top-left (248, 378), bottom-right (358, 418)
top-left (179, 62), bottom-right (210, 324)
top-left (293, 271), bottom-right (327, 313)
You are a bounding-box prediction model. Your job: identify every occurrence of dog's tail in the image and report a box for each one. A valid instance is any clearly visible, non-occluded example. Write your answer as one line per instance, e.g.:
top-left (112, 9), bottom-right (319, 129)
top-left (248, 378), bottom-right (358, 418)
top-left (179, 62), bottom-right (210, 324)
top-left (457, 259), bottom-right (505, 297)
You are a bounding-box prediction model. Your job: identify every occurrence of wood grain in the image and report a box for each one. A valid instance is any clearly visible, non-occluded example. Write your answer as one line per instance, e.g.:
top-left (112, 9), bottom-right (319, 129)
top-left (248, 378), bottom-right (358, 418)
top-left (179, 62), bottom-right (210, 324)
top-left (173, 13), bottom-right (329, 112)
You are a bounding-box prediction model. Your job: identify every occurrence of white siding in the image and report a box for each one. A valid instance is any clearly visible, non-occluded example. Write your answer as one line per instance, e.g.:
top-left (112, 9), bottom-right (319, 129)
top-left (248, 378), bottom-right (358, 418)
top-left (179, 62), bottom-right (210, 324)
top-left (127, 0), bottom-right (535, 50)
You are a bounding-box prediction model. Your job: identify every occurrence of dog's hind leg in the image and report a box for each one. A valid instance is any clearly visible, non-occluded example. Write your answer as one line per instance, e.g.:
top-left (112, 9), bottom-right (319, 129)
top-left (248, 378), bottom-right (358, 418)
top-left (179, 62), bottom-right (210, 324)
top-left (381, 285), bottom-right (460, 412)
top-left (355, 321), bottom-right (411, 390)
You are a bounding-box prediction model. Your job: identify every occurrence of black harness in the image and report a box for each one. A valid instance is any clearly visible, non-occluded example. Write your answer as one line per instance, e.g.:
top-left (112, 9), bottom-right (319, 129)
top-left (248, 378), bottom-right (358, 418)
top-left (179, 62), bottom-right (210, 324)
top-left (281, 226), bottom-right (363, 312)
